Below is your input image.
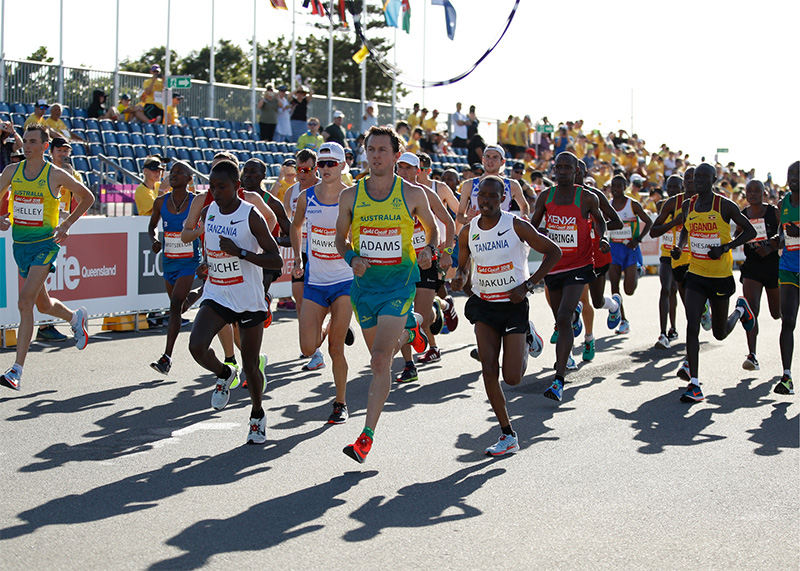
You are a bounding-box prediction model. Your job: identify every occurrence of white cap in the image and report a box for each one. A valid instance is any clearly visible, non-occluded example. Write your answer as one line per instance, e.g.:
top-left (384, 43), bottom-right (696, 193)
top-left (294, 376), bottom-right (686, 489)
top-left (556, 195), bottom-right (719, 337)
top-left (397, 152), bottom-right (420, 167)
top-left (318, 142), bottom-right (346, 163)
top-left (483, 144), bottom-right (506, 159)
top-left (366, 101), bottom-right (376, 109)
top-left (333, 110), bottom-right (345, 118)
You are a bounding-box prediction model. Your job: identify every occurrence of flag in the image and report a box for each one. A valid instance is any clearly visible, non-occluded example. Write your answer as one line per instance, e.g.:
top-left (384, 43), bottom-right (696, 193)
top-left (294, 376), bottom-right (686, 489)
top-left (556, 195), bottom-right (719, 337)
top-left (431, 0), bottom-right (457, 40)
top-left (401, 0), bottom-right (411, 33)
top-left (337, 0), bottom-right (348, 26)
top-left (352, 45), bottom-right (369, 64)
top-left (303, 0), bottom-right (327, 16)
top-left (383, 0), bottom-right (402, 28)
top-left (269, 0), bottom-right (288, 9)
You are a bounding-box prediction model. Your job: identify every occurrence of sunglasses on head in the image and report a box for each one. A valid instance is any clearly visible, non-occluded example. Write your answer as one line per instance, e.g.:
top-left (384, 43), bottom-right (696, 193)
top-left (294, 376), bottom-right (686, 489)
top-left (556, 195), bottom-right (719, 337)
top-left (297, 166), bottom-right (314, 173)
top-left (317, 160), bottom-right (339, 169)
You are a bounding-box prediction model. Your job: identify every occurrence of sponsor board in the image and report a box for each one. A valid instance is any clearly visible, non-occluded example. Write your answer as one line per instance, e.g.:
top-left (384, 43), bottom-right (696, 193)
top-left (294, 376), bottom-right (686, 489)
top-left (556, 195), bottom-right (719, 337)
top-left (138, 232), bottom-right (165, 295)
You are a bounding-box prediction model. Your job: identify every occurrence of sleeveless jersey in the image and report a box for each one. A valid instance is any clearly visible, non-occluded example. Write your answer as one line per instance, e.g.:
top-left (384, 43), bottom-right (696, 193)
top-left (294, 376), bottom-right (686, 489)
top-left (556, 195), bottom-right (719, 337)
top-left (686, 194), bottom-right (733, 278)
top-left (411, 186), bottom-right (447, 257)
top-left (469, 211), bottom-right (530, 302)
top-left (305, 185), bottom-right (353, 286)
top-left (670, 194), bottom-right (691, 268)
top-left (351, 175), bottom-right (419, 291)
top-left (160, 193), bottom-right (201, 265)
top-left (287, 182), bottom-right (307, 251)
top-left (469, 177), bottom-right (513, 212)
top-left (9, 161), bottom-right (60, 244)
top-left (585, 187), bottom-right (612, 268)
top-left (202, 200), bottom-right (267, 313)
top-left (742, 204), bottom-right (779, 266)
top-left (780, 192), bottom-right (799, 273)
top-left (544, 185), bottom-right (593, 273)
top-left (609, 197), bottom-right (641, 243)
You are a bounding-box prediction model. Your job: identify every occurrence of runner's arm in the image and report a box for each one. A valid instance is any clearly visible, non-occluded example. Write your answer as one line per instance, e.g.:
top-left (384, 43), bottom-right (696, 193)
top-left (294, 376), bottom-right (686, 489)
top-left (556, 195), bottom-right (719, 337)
top-left (586, 192), bottom-right (607, 243)
top-left (181, 191), bottom-right (207, 243)
top-left (649, 196), bottom-right (677, 238)
top-left (218, 207), bottom-right (281, 270)
top-left (710, 199), bottom-right (755, 259)
top-left (507, 217), bottom-right (562, 304)
top-left (267, 195), bottom-right (293, 247)
top-left (242, 190), bottom-right (277, 233)
top-left (455, 181), bottom-right (475, 226)
top-left (595, 188), bottom-right (623, 231)
top-left (425, 187), bottom-right (455, 270)
top-left (671, 201), bottom-right (690, 259)
top-left (409, 185), bottom-right (439, 270)
top-left (509, 179), bottom-right (530, 220)
top-left (50, 168), bottom-right (95, 243)
top-left (147, 196), bottom-right (165, 253)
top-left (289, 190), bottom-right (307, 269)
top-left (335, 185), bottom-right (369, 277)
top-left (450, 225), bottom-right (471, 292)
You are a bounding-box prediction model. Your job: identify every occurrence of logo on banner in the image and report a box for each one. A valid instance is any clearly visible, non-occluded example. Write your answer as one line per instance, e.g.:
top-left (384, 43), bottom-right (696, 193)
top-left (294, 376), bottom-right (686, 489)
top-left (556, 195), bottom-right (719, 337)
top-left (138, 232), bottom-right (165, 294)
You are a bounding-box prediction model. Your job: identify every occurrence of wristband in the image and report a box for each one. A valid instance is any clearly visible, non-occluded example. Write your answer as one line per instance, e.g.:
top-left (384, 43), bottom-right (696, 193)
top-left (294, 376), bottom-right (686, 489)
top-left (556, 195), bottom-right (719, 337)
top-left (344, 250), bottom-right (358, 266)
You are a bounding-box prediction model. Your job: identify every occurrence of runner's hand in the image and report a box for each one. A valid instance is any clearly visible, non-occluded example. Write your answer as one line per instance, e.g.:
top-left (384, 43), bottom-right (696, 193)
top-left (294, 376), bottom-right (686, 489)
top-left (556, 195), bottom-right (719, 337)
top-left (508, 284), bottom-right (528, 304)
top-left (351, 256), bottom-right (370, 277)
top-left (670, 246), bottom-right (682, 260)
top-left (292, 257), bottom-right (304, 278)
top-left (218, 236), bottom-right (238, 256)
top-left (598, 237), bottom-right (610, 253)
top-left (0, 215), bottom-right (9, 231)
top-left (754, 242), bottom-right (771, 257)
top-left (707, 245), bottom-right (724, 260)
top-left (625, 239), bottom-right (638, 250)
top-left (786, 222), bottom-right (799, 238)
top-left (450, 269), bottom-right (467, 292)
top-left (151, 239), bottom-right (162, 254)
top-left (439, 252), bottom-right (452, 272)
top-left (417, 247), bottom-right (433, 270)
top-left (52, 221), bottom-right (71, 244)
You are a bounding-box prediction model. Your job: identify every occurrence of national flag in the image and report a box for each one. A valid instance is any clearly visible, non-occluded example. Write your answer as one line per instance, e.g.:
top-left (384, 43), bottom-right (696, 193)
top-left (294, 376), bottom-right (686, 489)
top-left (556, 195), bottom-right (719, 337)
top-left (401, 0), bottom-right (411, 33)
top-left (431, 0), bottom-right (457, 40)
top-left (269, 0), bottom-right (288, 9)
top-left (303, 0), bottom-right (327, 16)
top-left (337, 0), bottom-right (348, 26)
top-left (352, 45), bottom-right (370, 64)
top-left (383, 0), bottom-right (402, 28)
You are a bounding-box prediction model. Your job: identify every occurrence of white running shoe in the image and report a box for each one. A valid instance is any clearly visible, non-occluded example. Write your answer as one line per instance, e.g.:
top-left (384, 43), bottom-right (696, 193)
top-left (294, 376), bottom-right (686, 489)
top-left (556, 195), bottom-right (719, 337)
top-left (211, 365), bottom-right (238, 411)
top-left (71, 306), bottom-right (89, 350)
top-left (302, 349), bottom-right (326, 371)
top-left (246, 414), bottom-right (266, 444)
top-left (616, 320), bottom-right (630, 335)
top-left (527, 321), bottom-right (543, 358)
top-left (566, 355), bottom-right (578, 370)
top-left (0, 366), bottom-right (21, 391)
top-left (485, 433), bottom-right (519, 456)
top-left (655, 334), bottom-right (670, 350)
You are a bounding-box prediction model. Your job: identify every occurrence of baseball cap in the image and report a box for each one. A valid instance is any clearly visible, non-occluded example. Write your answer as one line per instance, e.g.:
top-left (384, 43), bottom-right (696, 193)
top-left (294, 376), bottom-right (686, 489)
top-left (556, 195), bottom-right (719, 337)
top-left (333, 110), bottom-right (345, 119)
top-left (512, 162), bottom-right (525, 172)
top-left (471, 163), bottom-right (485, 173)
top-left (51, 137), bottom-right (71, 149)
top-left (172, 93), bottom-right (184, 100)
top-left (366, 101), bottom-right (376, 109)
top-left (150, 64), bottom-right (161, 73)
top-left (318, 142), bottom-right (346, 163)
top-left (397, 152), bottom-right (420, 167)
top-left (10, 148), bottom-right (25, 159)
top-left (282, 158), bottom-right (297, 167)
top-left (36, 98), bottom-right (49, 109)
top-left (483, 144), bottom-right (506, 159)
top-left (277, 85), bottom-right (288, 91)
top-left (630, 174), bottom-right (644, 185)
top-left (120, 93), bottom-right (130, 100)
top-left (143, 157), bottom-right (165, 171)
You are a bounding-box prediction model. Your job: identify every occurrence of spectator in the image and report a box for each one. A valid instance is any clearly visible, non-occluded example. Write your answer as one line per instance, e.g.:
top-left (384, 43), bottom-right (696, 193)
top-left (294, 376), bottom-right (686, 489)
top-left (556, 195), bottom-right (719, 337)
top-left (275, 85), bottom-right (292, 143)
top-left (117, 93), bottom-right (138, 122)
top-left (510, 162), bottom-right (536, 210)
top-left (553, 125), bottom-right (572, 156)
top-left (467, 105), bottom-right (479, 139)
top-left (269, 158), bottom-right (297, 202)
top-left (323, 110), bottom-right (348, 147)
top-left (257, 84), bottom-right (279, 141)
top-left (49, 137), bottom-right (83, 215)
top-left (395, 120), bottom-right (410, 146)
top-left (87, 89), bottom-right (118, 120)
top-left (290, 85), bottom-right (313, 142)
top-left (24, 99), bottom-right (49, 129)
top-left (498, 114), bottom-right (513, 147)
top-left (451, 102), bottom-right (468, 148)
top-left (296, 117), bottom-right (324, 151)
top-left (353, 133), bottom-right (367, 171)
top-left (140, 64), bottom-right (165, 123)
top-left (466, 131), bottom-right (486, 166)
top-left (0, 120), bottom-right (22, 170)
top-left (406, 127), bottom-right (423, 154)
top-left (166, 93), bottom-right (184, 125)
top-left (134, 157), bottom-right (165, 216)
top-left (422, 109), bottom-right (438, 133)
top-left (406, 103), bottom-right (421, 131)
top-left (43, 104), bottom-right (83, 142)
top-left (361, 101), bottom-right (378, 133)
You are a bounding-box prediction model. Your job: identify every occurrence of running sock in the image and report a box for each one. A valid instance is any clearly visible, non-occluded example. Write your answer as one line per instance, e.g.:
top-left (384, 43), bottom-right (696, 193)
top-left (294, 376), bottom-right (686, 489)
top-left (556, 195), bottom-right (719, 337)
top-left (501, 425), bottom-right (514, 436)
top-left (602, 296), bottom-right (619, 312)
top-left (585, 333), bottom-right (594, 342)
top-left (555, 375), bottom-right (565, 384)
top-left (12, 363), bottom-right (23, 374)
top-left (251, 408), bottom-right (265, 419)
top-left (363, 426), bottom-right (375, 439)
top-left (405, 360), bottom-right (414, 368)
top-left (225, 355), bottom-right (237, 365)
top-left (785, 370), bottom-right (792, 378)
top-left (690, 376), bottom-right (700, 387)
top-left (735, 307), bottom-right (745, 319)
top-left (69, 311), bottom-right (79, 326)
top-left (219, 364), bottom-right (232, 379)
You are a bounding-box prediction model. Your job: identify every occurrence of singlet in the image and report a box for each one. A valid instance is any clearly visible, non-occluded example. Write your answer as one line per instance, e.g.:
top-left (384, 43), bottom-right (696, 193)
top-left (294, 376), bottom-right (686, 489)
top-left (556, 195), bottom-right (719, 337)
top-left (468, 211), bottom-right (530, 302)
top-left (780, 192), bottom-right (799, 273)
top-left (304, 185), bottom-right (353, 286)
top-left (669, 194), bottom-right (691, 268)
top-left (609, 197), bottom-right (641, 244)
top-left (411, 184), bottom-right (447, 256)
top-left (469, 177), bottom-right (512, 212)
top-left (741, 204), bottom-right (779, 267)
top-left (350, 175), bottom-right (418, 292)
top-left (544, 185), bottom-right (593, 273)
top-left (659, 200), bottom-right (675, 258)
top-left (201, 199), bottom-right (267, 313)
top-left (686, 193), bottom-right (733, 279)
top-left (9, 160), bottom-right (60, 244)
top-left (160, 193), bottom-right (201, 267)
top-left (287, 182), bottom-right (307, 252)
top-left (584, 186), bottom-right (612, 268)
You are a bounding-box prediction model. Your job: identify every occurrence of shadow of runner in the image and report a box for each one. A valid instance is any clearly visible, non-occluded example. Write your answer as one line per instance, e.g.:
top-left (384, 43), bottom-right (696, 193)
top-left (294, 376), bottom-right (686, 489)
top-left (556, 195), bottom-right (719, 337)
top-left (343, 462), bottom-right (504, 542)
top-left (149, 471), bottom-right (378, 570)
top-left (747, 401), bottom-right (800, 456)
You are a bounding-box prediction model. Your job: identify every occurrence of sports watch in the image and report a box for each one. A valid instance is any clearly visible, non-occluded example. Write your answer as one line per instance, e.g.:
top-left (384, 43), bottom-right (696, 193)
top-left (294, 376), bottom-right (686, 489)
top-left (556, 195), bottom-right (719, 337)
top-left (525, 280), bottom-right (535, 294)
top-left (239, 249), bottom-right (248, 259)
top-left (442, 246), bottom-right (454, 255)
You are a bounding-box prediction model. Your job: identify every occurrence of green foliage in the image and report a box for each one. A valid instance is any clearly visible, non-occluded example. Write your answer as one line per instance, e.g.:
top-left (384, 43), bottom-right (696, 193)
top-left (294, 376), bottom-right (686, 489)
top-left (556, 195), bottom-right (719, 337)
top-left (28, 46), bottom-right (54, 63)
top-left (119, 46), bottom-right (180, 74)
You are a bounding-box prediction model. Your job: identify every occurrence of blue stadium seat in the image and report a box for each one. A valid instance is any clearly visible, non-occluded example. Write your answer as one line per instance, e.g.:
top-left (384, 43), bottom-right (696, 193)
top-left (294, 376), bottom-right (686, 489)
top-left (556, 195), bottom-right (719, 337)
top-left (86, 172), bottom-right (100, 188)
top-left (152, 123), bottom-right (165, 135)
top-left (128, 122), bottom-right (143, 134)
top-left (262, 153), bottom-right (274, 165)
top-left (72, 108), bottom-right (87, 119)
top-left (270, 164), bottom-right (281, 176)
top-left (143, 123), bottom-right (155, 134)
top-left (85, 119), bottom-right (100, 132)
top-left (135, 158), bottom-right (145, 172)
top-left (72, 157), bottom-right (90, 172)
top-left (12, 103), bottom-right (26, 114)
top-left (189, 149), bottom-right (203, 163)
top-left (222, 120), bottom-right (233, 130)
top-left (86, 131), bottom-right (101, 143)
top-left (144, 134), bottom-right (158, 147)
top-left (255, 141), bottom-right (267, 152)
top-left (168, 125), bottom-right (181, 136)
top-left (120, 145), bottom-right (135, 158)
top-left (114, 121), bottom-right (130, 133)
top-left (60, 117), bottom-right (72, 129)
top-left (90, 157), bottom-right (101, 171)
top-left (130, 133), bottom-right (144, 146)
top-left (89, 143), bottom-right (104, 156)
top-left (0, 102), bottom-right (10, 113)
top-left (201, 149), bottom-right (215, 161)
top-left (60, 107), bottom-right (71, 118)
top-left (200, 118), bottom-right (212, 127)
top-left (102, 131), bottom-right (117, 145)
top-left (116, 133), bottom-right (131, 145)
top-left (232, 140), bottom-right (244, 151)
top-left (99, 120), bottom-right (113, 131)
top-left (133, 145), bottom-right (148, 159)
top-left (71, 118), bottom-right (86, 131)
top-left (187, 117), bottom-right (200, 128)
top-left (210, 139), bottom-right (221, 150)
top-left (229, 130), bottom-right (240, 141)
top-left (121, 158), bottom-right (137, 172)
top-left (169, 135), bottom-right (183, 147)
top-left (147, 145), bottom-right (161, 156)
top-left (71, 143), bottom-right (86, 156)
top-left (244, 141), bottom-right (255, 152)
top-left (235, 151), bottom-right (248, 162)
top-left (180, 126), bottom-right (193, 137)
top-left (164, 147), bottom-right (177, 160)
top-left (104, 144), bottom-right (120, 158)
top-left (196, 161), bottom-right (210, 175)
top-left (10, 114), bottom-right (24, 127)
top-left (222, 139), bottom-right (233, 150)
top-left (196, 137), bottom-right (209, 149)
top-left (0, 112), bottom-right (9, 123)
top-left (177, 148), bottom-right (191, 161)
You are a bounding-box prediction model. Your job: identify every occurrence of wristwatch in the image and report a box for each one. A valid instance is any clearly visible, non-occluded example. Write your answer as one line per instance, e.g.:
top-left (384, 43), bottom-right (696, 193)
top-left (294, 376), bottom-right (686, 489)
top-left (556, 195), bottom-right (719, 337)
top-left (239, 249), bottom-right (248, 259)
top-left (525, 280), bottom-right (535, 294)
top-left (442, 246), bottom-right (454, 255)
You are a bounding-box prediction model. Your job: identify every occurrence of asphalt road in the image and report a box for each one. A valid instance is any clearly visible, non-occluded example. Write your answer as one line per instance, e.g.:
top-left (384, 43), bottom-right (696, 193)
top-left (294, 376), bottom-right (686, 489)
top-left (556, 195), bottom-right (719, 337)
top-left (0, 276), bottom-right (797, 570)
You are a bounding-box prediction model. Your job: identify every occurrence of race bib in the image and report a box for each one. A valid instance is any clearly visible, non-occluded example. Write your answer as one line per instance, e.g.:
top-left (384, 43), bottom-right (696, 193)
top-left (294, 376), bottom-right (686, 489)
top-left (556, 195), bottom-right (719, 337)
top-left (412, 220), bottom-right (427, 254)
top-left (785, 223), bottom-right (800, 251)
top-left (546, 216), bottom-right (577, 252)
top-left (309, 225), bottom-right (341, 260)
top-left (163, 231), bottom-right (194, 259)
top-left (660, 231), bottom-right (674, 249)
top-left (689, 232), bottom-right (720, 259)
top-left (476, 262), bottom-right (517, 301)
top-left (13, 195), bottom-right (44, 226)
top-left (609, 223), bottom-right (633, 243)
top-left (748, 218), bottom-right (767, 243)
top-left (207, 249), bottom-right (244, 285)
top-left (359, 226), bottom-right (402, 265)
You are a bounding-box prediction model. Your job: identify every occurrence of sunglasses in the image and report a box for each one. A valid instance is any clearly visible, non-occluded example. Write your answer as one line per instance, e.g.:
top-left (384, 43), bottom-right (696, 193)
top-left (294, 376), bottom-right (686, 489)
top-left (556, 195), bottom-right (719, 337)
top-left (308, 122), bottom-right (319, 126)
top-left (297, 166), bottom-right (314, 173)
top-left (317, 160), bottom-right (339, 169)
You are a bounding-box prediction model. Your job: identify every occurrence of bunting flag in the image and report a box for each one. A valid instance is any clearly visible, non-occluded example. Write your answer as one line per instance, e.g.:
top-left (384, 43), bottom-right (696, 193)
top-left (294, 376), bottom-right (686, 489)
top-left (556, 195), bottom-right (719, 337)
top-left (337, 0), bottom-right (348, 26)
top-left (269, 0), bottom-right (288, 9)
top-left (352, 44), bottom-right (370, 64)
top-left (383, 0), bottom-right (402, 28)
top-left (401, 0), bottom-right (411, 33)
top-left (303, 0), bottom-right (327, 16)
top-left (431, 0), bottom-right (457, 40)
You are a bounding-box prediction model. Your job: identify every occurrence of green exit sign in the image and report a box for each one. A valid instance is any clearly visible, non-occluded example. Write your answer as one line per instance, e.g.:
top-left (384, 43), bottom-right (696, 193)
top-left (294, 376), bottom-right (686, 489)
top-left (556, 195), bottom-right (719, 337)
top-left (167, 76), bottom-right (192, 89)
top-left (537, 124), bottom-right (554, 133)
top-left (717, 148), bottom-right (729, 153)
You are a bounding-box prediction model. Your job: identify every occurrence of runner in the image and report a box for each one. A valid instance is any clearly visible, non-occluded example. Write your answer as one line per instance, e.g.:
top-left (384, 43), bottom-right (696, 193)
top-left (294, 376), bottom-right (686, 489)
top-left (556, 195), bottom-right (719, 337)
top-left (774, 161), bottom-right (799, 395)
top-left (671, 163), bottom-right (756, 403)
top-left (530, 151), bottom-right (608, 401)
top-left (147, 161), bottom-right (201, 374)
top-left (651, 174), bottom-right (684, 349)
top-left (289, 142), bottom-right (355, 423)
top-left (451, 176), bottom-right (560, 455)
top-left (335, 125), bottom-right (439, 463)
top-left (736, 179), bottom-right (780, 370)
top-left (0, 124), bottom-right (94, 391)
top-left (393, 152), bottom-right (455, 380)
top-left (607, 174), bottom-right (653, 334)
top-left (187, 160), bottom-right (282, 444)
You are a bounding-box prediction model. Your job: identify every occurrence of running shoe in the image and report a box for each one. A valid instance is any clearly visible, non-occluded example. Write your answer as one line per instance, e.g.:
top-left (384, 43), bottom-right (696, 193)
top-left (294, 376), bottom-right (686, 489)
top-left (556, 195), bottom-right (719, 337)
top-left (243, 353), bottom-right (268, 391)
top-left (263, 302), bottom-right (273, 329)
top-left (637, 264), bottom-right (645, 277)
top-left (736, 297), bottom-right (755, 331)
top-left (773, 375), bottom-right (795, 395)
top-left (667, 328), bottom-right (679, 342)
top-left (701, 302), bottom-right (712, 331)
top-left (742, 353), bottom-right (759, 371)
top-left (616, 320), bottom-right (630, 335)
top-left (677, 360), bottom-right (691, 381)
top-left (550, 325), bottom-right (558, 344)
top-left (345, 325), bottom-right (356, 346)
top-left (0, 366), bottom-right (21, 391)
top-left (607, 294), bottom-right (622, 330)
top-left (582, 339), bottom-right (595, 361)
top-left (246, 414), bottom-right (267, 444)
top-left (442, 295), bottom-right (459, 332)
top-left (224, 358), bottom-right (241, 389)
top-left (343, 432), bottom-right (373, 463)
top-left (470, 348), bottom-right (480, 362)
top-left (566, 355), bottom-right (578, 370)
top-left (543, 378), bottom-right (564, 402)
top-left (430, 299), bottom-right (444, 335)
top-left (485, 433), bottom-right (519, 456)
top-left (37, 324), bottom-right (67, 341)
top-left (408, 312), bottom-right (429, 354)
top-left (680, 383), bottom-right (704, 403)
top-left (302, 349), bottom-right (326, 371)
top-left (440, 324), bottom-right (450, 334)
top-left (150, 354), bottom-right (172, 375)
top-left (71, 306), bottom-right (89, 350)
top-left (572, 301), bottom-right (584, 338)
top-left (417, 346), bottom-right (441, 364)
top-left (654, 334), bottom-right (670, 350)
top-left (528, 321), bottom-right (543, 358)
top-left (396, 363), bottom-right (419, 383)
top-left (328, 401), bottom-right (349, 424)
top-left (211, 365), bottom-right (238, 411)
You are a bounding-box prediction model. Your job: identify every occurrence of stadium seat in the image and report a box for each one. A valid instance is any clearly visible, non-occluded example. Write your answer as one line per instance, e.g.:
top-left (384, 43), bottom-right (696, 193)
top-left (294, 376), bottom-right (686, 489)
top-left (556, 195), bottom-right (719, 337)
top-left (244, 141), bottom-right (255, 152)
top-left (85, 131), bottom-right (101, 143)
top-left (135, 158), bottom-right (145, 172)
top-left (0, 102), bottom-right (10, 113)
top-left (187, 117), bottom-right (200, 129)
top-left (210, 139), bottom-right (221, 150)
top-left (180, 125), bottom-right (193, 137)
top-left (201, 149), bottom-right (215, 162)
top-left (85, 119), bottom-right (100, 132)
top-left (196, 137), bottom-right (209, 149)
top-left (120, 145), bottom-right (135, 159)
top-left (99, 120), bottom-right (113, 131)
top-left (60, 117), bottom-right (72, 129)
top-left (89, 143), bottom-right (104, 156)
top-left (196, 161), bottom-right (210, 175)
top-left (233, 140), bottom-right (244, 151)
top-left (120, 158), bottom-right (137, 172)
top-left (71, 143), bottom-right (87, 157)
top-left (72, 157), bottom-right (90, 172)
top-left (144, 134), bottom-right (158, 147)
top-left (72, 108), bottom-right (87, 119)
top-left (116, 133), bottom-right (132, 146)
top-left (222, 120), bottom-right (233, 130)
top-left (266, 142), bottom-right (277, 152)
top-left (60, 107), bottom-right (71, 118)
top-left (147, 145), bottom-right (161, 156)
top-left (102, 131), bottom-right (117, 145)
top-left (89, 157), bottom-right (101, 171)
top-left (71, 118), bottom-right (86, 131)
top-left (152, 123), bottom-right (165, 135)
top-left (190, 149), bottom-right (203, 163)
top-left (168, 125), bottom-right (181, 136)
top-left (255, 141), bottom-right (267, 153)
top-left (114, 121), bottom-right (130, 133)
top-left (104, 144), bottom-right (120, 158)
top-left (222, 139), bottom-right (234, 150)
top-left (130, 133), bottom-right (144, 146)
top-left (128, 122), bottom-right (143, 134)
top-left (133, 145), bottom-right (148, 159)
top-left (12, 103), bottom-right (26, 114)
top-left (143, 123), bottom-right (155, 134)
top-left (177, 147), bottom-right (191, 161)
top-left (164, 147), bottom-right (178, 160)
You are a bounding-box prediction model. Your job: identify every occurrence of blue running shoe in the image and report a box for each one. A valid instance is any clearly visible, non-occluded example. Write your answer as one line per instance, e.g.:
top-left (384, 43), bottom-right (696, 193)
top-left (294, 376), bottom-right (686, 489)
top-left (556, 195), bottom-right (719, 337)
top-left (680, 383), bottom-right (704, 403)
top-left (736, 297), bottom-right (755, 331)
top-left (607, 294), bottom-right (622, 330)
top-left (701, 302), bottom-right (712, 331)
top-left (572, 301), bottom-right (583, 338)
top-left (543, 378), bottom-right (564, 402)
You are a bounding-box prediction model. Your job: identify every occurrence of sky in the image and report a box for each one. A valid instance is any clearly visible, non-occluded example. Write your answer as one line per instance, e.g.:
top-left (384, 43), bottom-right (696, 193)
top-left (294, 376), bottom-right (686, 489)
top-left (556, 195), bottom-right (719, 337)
top-left (1, 0), bottom-right (797, 184)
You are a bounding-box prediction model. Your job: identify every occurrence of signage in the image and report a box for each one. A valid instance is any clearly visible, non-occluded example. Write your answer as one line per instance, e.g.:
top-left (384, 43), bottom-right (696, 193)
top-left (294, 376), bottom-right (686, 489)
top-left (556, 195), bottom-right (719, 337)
top-left (167, 76), bottom-right (192, 89)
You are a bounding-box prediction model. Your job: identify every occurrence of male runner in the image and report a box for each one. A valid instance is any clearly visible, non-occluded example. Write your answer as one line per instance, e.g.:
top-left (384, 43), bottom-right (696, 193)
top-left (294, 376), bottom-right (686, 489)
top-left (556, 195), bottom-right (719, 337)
top-left (774, 161), bottom-right (798, 395)
top-left (335, 126), bottom-right (439, 463)
top-left (147, 161), bottom-right (201, 374)
top-left (530, 151), bottom-right (607, 402)
top-left (651, 174), bottom-right (684, 349)
top-left (671, 163), bottom-right (756, 403)
top-left (290, 142), bottom-right (355, 423)
top-left (451, 176), bottom-right (560, 455)
top-left (0, 124), bottom-right (94, 391)
top-left (607, 174), bottom-right (653, 334)
top-left (188, 161), bottom-right (282, 444)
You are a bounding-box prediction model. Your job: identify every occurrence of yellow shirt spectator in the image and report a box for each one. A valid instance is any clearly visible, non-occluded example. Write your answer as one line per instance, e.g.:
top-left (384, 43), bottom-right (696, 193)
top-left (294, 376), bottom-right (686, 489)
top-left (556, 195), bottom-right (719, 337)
top-left (512, 121), bottom-right (528, 147)
top-left (166, 105), bottom-right (179, 125)
top-left (407, 112), bottom-right (420, 131)
top-left (135, 181), bottom-right (161, 216)
top-left (24, 113), bottom-right (42, 129)
top-left (142, 77), bottom-right (165, 109)
top-left (422, 117), bottom-right (437, 133)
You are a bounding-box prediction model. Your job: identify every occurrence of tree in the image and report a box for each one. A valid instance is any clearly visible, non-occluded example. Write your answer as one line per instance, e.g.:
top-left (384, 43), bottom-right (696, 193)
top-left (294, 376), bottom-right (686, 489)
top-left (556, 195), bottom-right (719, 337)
top-left (119, 47), bottom-right (182, 74)
top-left (179, 40), bottom-right (252, 85)
top-left (28, 46), bottom-right (54, 63)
